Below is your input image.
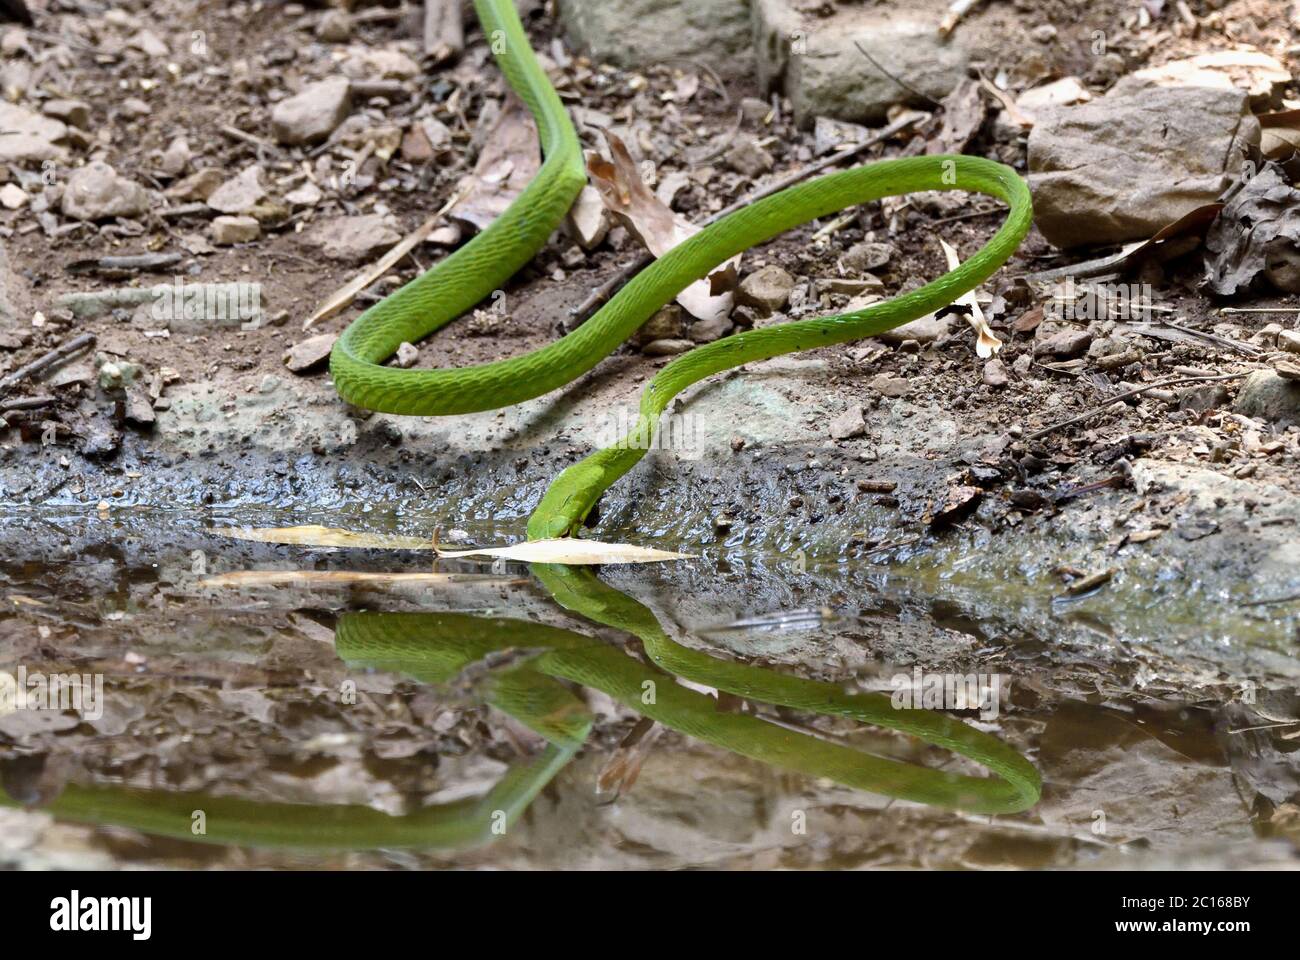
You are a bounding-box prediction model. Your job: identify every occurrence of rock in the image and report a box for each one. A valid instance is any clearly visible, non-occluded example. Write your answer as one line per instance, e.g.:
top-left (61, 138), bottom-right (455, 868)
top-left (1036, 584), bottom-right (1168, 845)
top-left (813, 116), bottom-right (871, 156)
top-left (271, 76), bottom-right (352, 146)
top-left (166, 167), bottom-right (225, 202)
top-left (316, 9), bottom-right (352, 43)
top-left (876, 313), bottom-right (950, 345)
top-left (637, 305), bottom-right (684, 345)
top-left (300, 214), bottom-right (401, 263)
top-left (1276, 360), bottom-right (1300, 381)
top-left (641, 338), bottom-right (695, 356)
top-left (0, 102), bottom-right (66, 163)
top-left (1035, 328), bottom-right (1092, 358)
top-left (1178, 384), bottom-right (1230, 413)
top-left (1279, 330), bottom-right (1300, 355)
top-left (284, 181), bottom-right (322, 207)
top-left (869, 374), bottom-right (910, 397)
top-left (842, 241), bottom-right (893, 273)
top-left (724, 137), bottom-right (774, 178)
top-left (61, 161), bottom-right (149, 221)
top-left (558, 0), bottom-right (754, 77)
top-left (159, 137), bottom-right (191, 177)
top-left (779, 13), bottom-right (971, 127)
top-left (567, 184), bottom-right (608, 250)
top-left (736, 265), bottom-right (794, 313)
top-left (41, 98), bottom-right (90, 129)
top-left (1234, 370), bottom-right (1300, 425)
top-left (982, 358), bottom-right (1009, 387)
top-left (1264, 243), bottom-right (1300, 294)
top-left (206, 165), bottom-right (265, 214)
top-left (393, 342), bottom-right (419, 368)
top-left (1028, 85), bottom-right (1258, 248)
top-left (0, 183), bottom-right (27, 209)
top-left (284, 333), bottom-right (338, 373)
top-left (342, 48), bottom-right (421, 81)
top-left (828, 404), bottom-right (867, 440)
top-left (210, 215), bottom-right (261, 245)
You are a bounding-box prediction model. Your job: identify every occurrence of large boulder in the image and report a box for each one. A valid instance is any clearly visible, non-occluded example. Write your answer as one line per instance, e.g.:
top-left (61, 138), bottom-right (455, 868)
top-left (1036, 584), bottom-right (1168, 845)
top-left (1028, 84), bottom-right (1259, 248)
top-left (558, 0), bottom-right (753, 77)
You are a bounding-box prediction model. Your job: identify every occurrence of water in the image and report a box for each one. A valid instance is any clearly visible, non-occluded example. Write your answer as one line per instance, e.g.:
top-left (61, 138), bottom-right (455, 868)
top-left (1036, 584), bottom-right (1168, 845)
top-left (0, 509), bottom-right (1294, 869)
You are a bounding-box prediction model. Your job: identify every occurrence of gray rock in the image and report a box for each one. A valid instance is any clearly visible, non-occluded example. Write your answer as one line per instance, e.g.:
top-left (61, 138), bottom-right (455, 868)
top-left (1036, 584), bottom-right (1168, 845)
top-left (61, 161), bottom-right (149, 221)
top-left (724, 137), bottom-right (774, 178)
top-left (210, 215), bottom-right (261, 245)
top-left (641, 338), bottom-right (695, 356)
top-left (842, 241), bottom-right (893, 273)
top-left (781, 13), bottom-right (971, 127)
top-left (1034, 328), bottom-right (1092, 358)
top-left (558, 0), bottom-right (753, 77)
top-left (206, 165), bottom-right (265, 215)
top-left (828, 404), bottom-right (867, 440)
top-left (982, 358), bottom-right (1009, 387)
top-left (271, 76), bottom-right (353, 146)
top-left (40, 99), bottom-right (90, 129)
top-left (637, 305), bottom-right (684, 345)
top-left (1028, 85), bottom-right (1258, 248)
top-left (876, 313), bottom-right (950, 346)
top-left (299, 214), bottom-right (401, 263)
top-left (316, 9), bottom-right (352, 43)
top-left (284, 333), bottom-right (338, 374)
top-left (0, 102), bottom-right (67, 163)
top-left (736, 265), bottom-right (794, 313)
top-left (1235, 370), bottom-right (1300, 425)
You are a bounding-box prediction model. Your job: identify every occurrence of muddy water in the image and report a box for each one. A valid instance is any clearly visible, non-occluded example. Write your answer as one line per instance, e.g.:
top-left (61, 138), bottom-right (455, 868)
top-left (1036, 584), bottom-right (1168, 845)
top-left (0, 509), bottom-right (1296, 870)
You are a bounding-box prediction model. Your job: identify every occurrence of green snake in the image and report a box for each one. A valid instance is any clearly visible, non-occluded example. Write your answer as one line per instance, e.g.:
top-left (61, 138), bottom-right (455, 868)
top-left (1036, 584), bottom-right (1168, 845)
top-left (4, 0), bottom-right (1041, 852)
top-left (330, 0), bottom-right (1034, 539)
top-left (1, 567), bottom-right (1038, 849)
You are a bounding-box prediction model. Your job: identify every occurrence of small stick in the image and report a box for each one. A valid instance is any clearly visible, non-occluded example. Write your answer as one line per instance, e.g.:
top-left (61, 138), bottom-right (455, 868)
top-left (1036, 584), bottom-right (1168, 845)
top-left (0, 332), bottom-right (95, 396)
top-left (0, 394), bottom-right (55, 412)
top-left (1023, 371), bottom-right (1249, 442)
top-left (568, 113), bottom-right (924, 321)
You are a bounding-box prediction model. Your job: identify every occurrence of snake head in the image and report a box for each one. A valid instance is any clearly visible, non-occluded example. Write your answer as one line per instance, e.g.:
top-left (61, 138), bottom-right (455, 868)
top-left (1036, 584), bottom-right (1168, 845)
top-left (526, 463), bottom-right (603, 540)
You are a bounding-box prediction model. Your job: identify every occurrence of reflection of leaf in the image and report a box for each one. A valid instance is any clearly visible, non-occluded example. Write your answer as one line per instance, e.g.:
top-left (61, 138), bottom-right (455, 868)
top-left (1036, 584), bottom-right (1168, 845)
top-left (433, 537), bottom-right (692, 565)
top-left (939, 238), bottom-right (1001, 357)
top-left (588, 132), bottom-right (738, 325)
top-left (201, 570), bottom-right (521, 587)
top-left (214, 525), bottom-right (435, 549)
top-left (1204, 164), bottom-right (1300, 296)
top-left (449, 94), bottom-right (540, 232)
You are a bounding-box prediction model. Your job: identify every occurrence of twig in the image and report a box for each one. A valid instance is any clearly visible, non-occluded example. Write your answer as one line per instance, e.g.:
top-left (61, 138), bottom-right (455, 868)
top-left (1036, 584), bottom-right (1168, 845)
top-left (853, 40), bottom-right (942, 109)
top-left (0, 394), bottom-right (55, 412)
top-left (568, 112), bottom-right (924, 322)
top-left (0, 332), bottom-right (95, 396)
top-left (1023, 371), bottom-right (1250, 442)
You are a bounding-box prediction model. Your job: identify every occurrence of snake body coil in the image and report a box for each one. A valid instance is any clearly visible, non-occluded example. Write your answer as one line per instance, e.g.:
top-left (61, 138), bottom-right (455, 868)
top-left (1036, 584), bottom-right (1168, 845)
top-left (331, 0), bottom-right (1033, 538)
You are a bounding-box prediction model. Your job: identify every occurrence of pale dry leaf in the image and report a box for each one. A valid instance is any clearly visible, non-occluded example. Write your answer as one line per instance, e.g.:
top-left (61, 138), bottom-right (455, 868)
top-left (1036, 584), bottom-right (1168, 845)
top-left (939, 238), bottom-right (1001, 358)
top-left (213, 525), bottom-right (435, 550)
top-left (433, 537), bottom-right (693, 565)
top-left (588, 131), bottom-right (739, 325)
top-left (450, 93), bottom-right (541, 232)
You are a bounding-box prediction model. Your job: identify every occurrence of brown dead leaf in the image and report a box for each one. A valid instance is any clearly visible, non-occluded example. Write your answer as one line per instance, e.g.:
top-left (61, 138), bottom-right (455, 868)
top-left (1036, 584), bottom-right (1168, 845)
top-left (450, 93), bottom-right (541, 232)
top-left (588, 131), bottom-right (739, 325)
